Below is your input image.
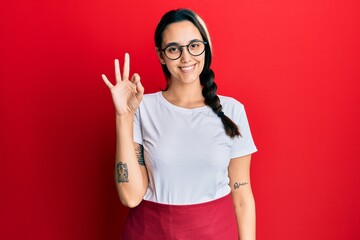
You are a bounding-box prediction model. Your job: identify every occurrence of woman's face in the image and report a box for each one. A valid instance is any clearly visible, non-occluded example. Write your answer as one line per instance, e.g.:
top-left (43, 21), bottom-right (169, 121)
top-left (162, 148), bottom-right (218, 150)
top-left (159, 20), bottom-right (205, 86)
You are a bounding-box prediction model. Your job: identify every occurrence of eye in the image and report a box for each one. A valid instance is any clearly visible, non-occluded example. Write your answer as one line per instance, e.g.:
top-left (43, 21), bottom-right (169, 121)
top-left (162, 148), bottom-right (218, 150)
top-left (166, 45), bottom-right (180, 53)
top-left (189, 43), bottom-right (200, 49)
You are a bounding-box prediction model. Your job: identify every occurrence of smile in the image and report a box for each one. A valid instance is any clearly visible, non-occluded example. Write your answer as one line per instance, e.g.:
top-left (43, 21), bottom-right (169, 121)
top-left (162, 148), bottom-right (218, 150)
top-left (179, 64), bottom-right (196, 72)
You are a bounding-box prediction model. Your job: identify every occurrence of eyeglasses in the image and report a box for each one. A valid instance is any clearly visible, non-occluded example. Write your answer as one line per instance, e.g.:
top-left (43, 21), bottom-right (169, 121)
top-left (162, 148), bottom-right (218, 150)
top-left (161, 40), bottom-right (207, 60)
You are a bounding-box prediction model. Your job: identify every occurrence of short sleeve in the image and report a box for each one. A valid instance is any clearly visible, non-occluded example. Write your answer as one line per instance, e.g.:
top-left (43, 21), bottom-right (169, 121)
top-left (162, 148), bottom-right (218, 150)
top-left (230, 103), bottom-right (257, 158)
top-left (133, 107), bottom-right (143, 145)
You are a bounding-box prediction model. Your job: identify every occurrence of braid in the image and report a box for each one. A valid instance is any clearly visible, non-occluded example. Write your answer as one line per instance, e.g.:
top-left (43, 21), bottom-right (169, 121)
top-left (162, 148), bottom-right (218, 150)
top-left (201, 69), bottom-right (241, 138)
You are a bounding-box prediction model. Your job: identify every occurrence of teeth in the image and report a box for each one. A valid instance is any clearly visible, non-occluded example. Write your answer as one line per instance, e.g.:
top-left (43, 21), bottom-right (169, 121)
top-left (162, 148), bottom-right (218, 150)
top-left (180, 65), bottom-right (195, 71)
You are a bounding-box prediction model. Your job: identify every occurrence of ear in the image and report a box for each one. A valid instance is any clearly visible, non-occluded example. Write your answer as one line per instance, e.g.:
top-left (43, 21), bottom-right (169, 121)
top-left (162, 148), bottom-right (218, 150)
top-left (155, 47), bottom-right (166, 65)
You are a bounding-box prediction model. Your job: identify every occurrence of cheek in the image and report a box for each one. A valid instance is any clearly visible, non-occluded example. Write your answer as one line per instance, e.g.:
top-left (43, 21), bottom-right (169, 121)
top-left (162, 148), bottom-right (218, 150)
top-left (165, 61), bottom-right (179, 71)
top-left (197, 57), bottom-right (205, 72)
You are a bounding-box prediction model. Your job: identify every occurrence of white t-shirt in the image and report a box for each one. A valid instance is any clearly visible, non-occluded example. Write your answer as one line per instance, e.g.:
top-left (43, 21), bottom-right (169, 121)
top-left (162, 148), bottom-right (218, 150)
top-left (134, 91), bottom-right (257, 205)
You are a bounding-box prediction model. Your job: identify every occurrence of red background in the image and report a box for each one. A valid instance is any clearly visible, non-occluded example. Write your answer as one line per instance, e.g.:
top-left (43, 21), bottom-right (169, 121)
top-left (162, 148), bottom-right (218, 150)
top-left (1, 0), bottom-right (360, 239)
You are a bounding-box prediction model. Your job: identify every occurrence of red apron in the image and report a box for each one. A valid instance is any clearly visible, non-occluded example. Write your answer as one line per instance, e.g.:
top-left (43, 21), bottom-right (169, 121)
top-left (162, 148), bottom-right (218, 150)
top-left (121, 194), bottom-right (238, 240)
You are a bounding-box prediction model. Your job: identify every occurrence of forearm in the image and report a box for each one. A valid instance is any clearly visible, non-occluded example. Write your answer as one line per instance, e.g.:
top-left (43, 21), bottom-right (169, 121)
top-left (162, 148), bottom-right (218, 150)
top-left (115, 114), bottom-right (147, 208)
top-left (234, 195), bottom-right (256, 240)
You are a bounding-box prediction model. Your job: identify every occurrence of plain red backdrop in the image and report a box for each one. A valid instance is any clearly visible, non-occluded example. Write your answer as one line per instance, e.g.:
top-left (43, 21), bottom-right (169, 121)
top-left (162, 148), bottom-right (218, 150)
top-left (1, 0), bottom-right (359, 239)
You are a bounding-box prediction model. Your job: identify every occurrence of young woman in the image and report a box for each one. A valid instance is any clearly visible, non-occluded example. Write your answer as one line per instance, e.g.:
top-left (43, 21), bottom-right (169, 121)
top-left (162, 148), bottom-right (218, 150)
top-left (102, 9), bottom-right (257, 240)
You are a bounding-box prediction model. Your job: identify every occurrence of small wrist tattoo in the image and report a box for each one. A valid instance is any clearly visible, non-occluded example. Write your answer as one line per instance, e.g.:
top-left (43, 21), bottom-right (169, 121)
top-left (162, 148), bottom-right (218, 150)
top-left (117, 162), bottom-right (129, 183)
top-left (234, 182), bottom-right (248, 189)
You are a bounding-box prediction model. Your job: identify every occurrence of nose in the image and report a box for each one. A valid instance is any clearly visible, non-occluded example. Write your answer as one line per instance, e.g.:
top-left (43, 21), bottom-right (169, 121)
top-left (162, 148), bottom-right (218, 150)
top-left (180, 46), bottom-right (192, 63)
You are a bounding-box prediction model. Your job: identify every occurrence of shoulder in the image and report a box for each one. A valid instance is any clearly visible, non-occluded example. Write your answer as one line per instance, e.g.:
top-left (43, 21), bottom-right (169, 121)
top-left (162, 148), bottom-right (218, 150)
top-left (142, 92), bottom-right (160, 101)
top-left (219, 95), bottom-right (245, 111)
top-left (219, 95), bottom-right (246, 123)
top-left (139, 91), bottom-right (161, 106)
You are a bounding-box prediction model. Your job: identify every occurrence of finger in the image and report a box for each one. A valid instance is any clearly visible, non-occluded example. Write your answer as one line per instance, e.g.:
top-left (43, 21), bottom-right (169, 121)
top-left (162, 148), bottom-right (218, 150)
top-left (130, 73), bottom-right (140, 85)
top-left (122, 53), bottom-right (130, 81)
top-left (132, 73), bottom-right (144, 99)
top-left (114, 59), bottom-right (121, 83)
top-left (136, 80), bottom-right (144, 96)
top-left (101, 74), bottom-right (113, 89)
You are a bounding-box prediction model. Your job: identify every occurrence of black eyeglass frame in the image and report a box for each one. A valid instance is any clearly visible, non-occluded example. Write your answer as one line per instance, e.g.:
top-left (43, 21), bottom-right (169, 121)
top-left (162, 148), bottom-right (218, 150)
top-left (161, 40), bottom-right (208, 60)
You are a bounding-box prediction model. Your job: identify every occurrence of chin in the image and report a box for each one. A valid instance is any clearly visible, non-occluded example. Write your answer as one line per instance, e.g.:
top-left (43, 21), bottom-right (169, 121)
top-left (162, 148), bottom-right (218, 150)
top-left (179, 74), bottom-right (201, 84)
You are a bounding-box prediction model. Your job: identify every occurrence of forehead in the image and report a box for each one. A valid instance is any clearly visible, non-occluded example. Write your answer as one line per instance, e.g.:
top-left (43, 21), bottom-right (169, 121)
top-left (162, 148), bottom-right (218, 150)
top-left (162, 20), bottom-right (203, 45)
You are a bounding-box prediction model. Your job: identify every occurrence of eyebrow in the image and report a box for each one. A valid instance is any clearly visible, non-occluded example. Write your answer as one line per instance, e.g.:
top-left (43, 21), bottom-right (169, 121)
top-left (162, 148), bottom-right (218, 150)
top-left (163, 39), bottom-right (203, 48)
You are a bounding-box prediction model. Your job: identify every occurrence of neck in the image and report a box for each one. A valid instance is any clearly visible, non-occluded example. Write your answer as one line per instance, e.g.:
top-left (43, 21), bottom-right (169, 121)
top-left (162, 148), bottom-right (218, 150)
top-left (163, 79), bottom-right (205, 109)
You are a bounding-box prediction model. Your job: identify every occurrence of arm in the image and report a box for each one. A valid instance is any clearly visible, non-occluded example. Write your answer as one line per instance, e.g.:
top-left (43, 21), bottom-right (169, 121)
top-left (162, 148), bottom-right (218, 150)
top-left (102, 53), bottom-right (147, 208)
top-left (228, 154), bottom-right (256, 240)
top-left (114, 115), bottom-right (148, 208)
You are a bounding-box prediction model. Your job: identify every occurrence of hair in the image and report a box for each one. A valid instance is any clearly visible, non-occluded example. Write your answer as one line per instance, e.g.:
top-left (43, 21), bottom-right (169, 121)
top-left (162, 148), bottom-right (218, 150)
top-left (154, 9), bottom-right (240, 138)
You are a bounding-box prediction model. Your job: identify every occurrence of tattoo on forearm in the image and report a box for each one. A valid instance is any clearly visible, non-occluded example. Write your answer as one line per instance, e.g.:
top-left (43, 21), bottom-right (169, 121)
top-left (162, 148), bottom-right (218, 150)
top-left (116, 162), bottom-right (129, 183)
top-left (234, 182), bottom-right (248, 189)
top-left (135, 144), bottom-right (145, 166)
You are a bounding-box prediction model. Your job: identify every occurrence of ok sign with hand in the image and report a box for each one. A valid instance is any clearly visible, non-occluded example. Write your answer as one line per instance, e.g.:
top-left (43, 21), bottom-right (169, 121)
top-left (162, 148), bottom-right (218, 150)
top-left (102, 53), bottom-right (144, 116)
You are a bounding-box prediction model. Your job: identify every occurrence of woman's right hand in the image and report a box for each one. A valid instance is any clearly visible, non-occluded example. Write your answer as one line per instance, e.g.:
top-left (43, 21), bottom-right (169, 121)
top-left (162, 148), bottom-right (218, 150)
top-left (102, 53), bottom-right (144, 116)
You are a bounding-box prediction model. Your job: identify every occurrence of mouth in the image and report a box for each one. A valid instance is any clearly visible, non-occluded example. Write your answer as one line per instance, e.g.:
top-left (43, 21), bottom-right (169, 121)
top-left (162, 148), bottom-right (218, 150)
top-left (179, 64), bottom-right (196, 72)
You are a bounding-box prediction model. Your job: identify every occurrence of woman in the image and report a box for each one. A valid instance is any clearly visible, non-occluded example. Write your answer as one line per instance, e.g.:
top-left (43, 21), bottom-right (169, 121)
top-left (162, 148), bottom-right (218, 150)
top-left (102, 9), bottom-right (257, 240)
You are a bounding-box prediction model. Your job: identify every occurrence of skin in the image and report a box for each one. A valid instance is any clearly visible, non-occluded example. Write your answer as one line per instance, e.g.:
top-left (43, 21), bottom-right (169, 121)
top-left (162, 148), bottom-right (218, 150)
top-left (102, 20), bottom-right (255, 239)
top-left (229, 155), bottom-right (256, 240)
